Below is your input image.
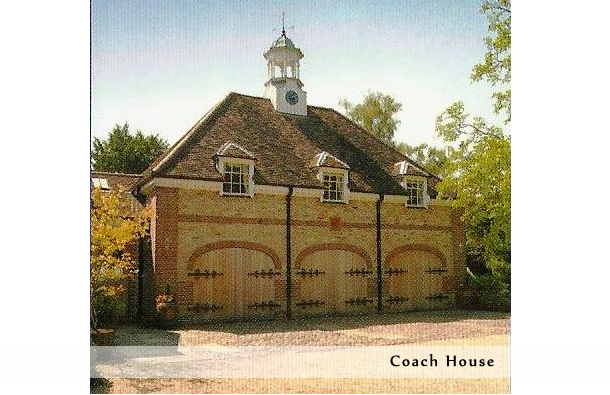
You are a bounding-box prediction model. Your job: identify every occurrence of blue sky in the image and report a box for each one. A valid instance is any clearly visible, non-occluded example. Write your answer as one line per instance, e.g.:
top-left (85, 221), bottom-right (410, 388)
top-left (92, 0), bottom-right (501, 146)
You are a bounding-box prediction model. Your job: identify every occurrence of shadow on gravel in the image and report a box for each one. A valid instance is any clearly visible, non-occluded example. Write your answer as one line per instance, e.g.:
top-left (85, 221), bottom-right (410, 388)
top-left (90, 377), bottom-right (112, 394)
top-left (180, 310), bottom-right (510, 335)
top-left (112, 326), bottom-right (181, 346)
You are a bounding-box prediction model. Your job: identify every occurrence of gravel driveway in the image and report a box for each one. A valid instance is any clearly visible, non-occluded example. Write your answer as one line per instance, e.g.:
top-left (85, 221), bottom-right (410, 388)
top-left (94, 310), bottom-right (510, 393)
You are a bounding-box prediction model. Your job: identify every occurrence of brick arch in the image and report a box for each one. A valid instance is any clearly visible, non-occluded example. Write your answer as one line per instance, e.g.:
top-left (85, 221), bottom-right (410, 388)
top-left (384, 244), bottom-right (447, 267)
top-left (294, 243), bottom-right (374, 269)
top-left (187, 241), bottom-right (282, 270)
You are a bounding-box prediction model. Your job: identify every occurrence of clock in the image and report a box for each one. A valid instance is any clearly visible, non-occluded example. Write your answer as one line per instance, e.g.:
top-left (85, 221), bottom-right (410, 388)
top-left (285, 90), bottom-right (299, 105)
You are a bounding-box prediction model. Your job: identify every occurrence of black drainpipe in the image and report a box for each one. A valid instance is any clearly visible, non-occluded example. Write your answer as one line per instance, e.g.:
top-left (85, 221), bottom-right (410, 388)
top-left (133, 186), bottom-right (148, 322)
top-left (286, 186), bottom-right (294, 320)
top-left (137, 236), bottom-right (144, 322)
top-left (376, 194), bottom-right (384, 313)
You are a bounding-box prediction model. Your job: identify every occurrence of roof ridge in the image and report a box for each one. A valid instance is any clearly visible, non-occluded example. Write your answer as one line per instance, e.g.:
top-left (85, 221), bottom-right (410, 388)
top-left (228, 92), bottom-right (267, 100)
top-left (91, 171), bottom-right (142, 177)
top-left (228, 92), bottom-right (341, 113)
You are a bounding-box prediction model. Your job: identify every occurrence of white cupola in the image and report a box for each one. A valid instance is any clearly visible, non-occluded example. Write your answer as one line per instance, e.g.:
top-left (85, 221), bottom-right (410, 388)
top-left (263, 23), bottom-right (307, 116)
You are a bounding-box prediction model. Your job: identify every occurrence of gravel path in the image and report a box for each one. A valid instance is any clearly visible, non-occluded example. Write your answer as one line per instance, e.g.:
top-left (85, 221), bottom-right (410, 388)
top-left (100, 377), bottom-right (509, 394)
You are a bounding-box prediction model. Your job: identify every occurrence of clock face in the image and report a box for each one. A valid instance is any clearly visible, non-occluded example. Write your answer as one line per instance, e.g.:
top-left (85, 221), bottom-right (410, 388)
top-left (285, 90), bottom-right (299, 105)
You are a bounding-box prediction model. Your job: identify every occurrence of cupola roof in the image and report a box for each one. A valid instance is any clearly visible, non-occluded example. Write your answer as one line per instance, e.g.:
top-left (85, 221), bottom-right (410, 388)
top-left (271, 33), bottom-right (296, 49)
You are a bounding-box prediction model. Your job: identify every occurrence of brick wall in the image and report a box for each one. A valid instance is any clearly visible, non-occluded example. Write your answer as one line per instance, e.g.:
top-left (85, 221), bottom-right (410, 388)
top-left (145, 186), bottom-right (466, 322)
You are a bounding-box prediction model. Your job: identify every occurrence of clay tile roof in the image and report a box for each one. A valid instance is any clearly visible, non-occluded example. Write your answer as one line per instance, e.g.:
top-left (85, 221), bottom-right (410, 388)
top-left (215, 142), bottom-right (256, 159)
top-left (91, 171), bottom-right (143, 208)
top-left (135, 92), bottom-right (438, 195)
top-left (91, 171), bottom-right (141, 190)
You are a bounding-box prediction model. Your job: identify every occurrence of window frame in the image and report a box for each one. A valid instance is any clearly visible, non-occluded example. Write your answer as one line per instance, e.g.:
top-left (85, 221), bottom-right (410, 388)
top-left (403, 175), bottom-right (427, 208)
top-left (318, 168), bottom-right (349, 203)
top-left (217, 157), bottom-right (254, 198)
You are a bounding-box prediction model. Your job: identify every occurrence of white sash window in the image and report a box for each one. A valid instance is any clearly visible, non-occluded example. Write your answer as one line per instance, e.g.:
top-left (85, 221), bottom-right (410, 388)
top-left (322, 172), bottom-right (345, 202)
top-left (404, 176), bottom-right (426, 207)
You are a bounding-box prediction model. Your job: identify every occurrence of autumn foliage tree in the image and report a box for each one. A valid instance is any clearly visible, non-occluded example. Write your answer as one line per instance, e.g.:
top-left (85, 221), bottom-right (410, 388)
top-left (90, 186), bottom-right (151, 328)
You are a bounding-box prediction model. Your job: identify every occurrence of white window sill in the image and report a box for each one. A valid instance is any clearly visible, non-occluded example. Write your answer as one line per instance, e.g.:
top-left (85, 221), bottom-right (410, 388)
top-left (322, 199), bottom-right (348, 204)
top-left (220, 192), bottom-right (253, 198)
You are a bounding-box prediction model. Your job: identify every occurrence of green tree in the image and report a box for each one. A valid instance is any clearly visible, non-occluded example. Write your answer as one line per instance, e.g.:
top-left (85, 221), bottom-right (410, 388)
top-left (92, 123), bottom-right (169, 174)
top-left (435, 0), bottom-right (511, 289)
top-left (339, 91), bottom-right (402, 145)
top-left (340, 92), bottom-right (451, 177)
top-left (471, 0), bottom-right (511, 123)
top-left (395, 142), bottom-right (451, 178)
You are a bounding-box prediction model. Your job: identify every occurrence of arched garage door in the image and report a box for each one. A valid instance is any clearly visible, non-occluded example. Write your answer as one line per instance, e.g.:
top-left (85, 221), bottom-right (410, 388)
top-left (384, 245), bottom-right (450, 311)
top-left (186, 242), bottom-right (283, 320)
top-left (294, 244), bottom-right (376, 317)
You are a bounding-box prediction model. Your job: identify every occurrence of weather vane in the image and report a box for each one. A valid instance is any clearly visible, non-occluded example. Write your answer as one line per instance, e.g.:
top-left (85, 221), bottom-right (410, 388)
top-left (273, 11), bottom-right (294, 36)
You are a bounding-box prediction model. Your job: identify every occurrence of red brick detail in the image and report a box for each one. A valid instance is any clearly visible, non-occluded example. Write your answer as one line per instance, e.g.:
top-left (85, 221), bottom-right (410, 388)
top-left (186, 241), bottom-right (282, 270)
top-left (382, 223), bottom-right (452, 231)
top-left (292, 219), bottom-right (375, 229)
top-left (384, 244), bottom-right (447, 267)
top-left (294, 243), bottom-right (374, 269)
top-left (175, 214), bottom-right (379, 230)
top-left (178, 214), bottom-right (285, 226)
top-left (154, 187), bottom-right (179, 273)
top-left (330, 216), bottom-right (342, 230)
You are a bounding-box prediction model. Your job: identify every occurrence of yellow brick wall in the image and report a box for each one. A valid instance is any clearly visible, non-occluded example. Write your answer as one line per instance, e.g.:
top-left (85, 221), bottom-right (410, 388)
top-left (381, 203), bottom-right (454, 266)
top-left (290, 195), bottom-right (378, 317)
top-left (148, 186), bottom-right (466, 322)
top-left (176, 189), bottom-right (287, 280)
top-left (178, 189), bottom-right (286, 219)
top-left (380, 202), bottom-right (458, 311)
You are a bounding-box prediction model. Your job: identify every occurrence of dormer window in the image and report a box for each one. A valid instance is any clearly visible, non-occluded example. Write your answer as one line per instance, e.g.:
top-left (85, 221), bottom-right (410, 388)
top-left (312, 152), bottom-right (350, 203)
top-left (222, 162), bottom-right (251, 195)
top-left (215, 142), bottom-right (255, 197)
top-left (394, 160), bottom-right (431, 208)
top-left (404, 176), bottom-right (425, 207)
top-left (322, 172), bottom-right (345, 202)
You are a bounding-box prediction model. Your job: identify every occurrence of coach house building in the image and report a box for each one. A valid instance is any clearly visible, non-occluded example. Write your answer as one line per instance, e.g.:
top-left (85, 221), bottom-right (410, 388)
top-left (120, 30), bottom-right (467, 323)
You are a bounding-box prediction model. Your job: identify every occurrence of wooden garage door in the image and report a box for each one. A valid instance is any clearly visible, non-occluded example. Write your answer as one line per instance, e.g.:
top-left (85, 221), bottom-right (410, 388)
top-left (384, 249), bottom-right (449, 311)
top-left (295, 249), bottom-right (375, 316)
top-left (189, 247), bottom-right (282, 319)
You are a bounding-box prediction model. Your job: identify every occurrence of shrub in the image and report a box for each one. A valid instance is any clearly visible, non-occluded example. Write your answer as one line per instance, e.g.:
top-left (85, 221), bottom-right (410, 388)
top-left (92, 293), bottom-right (126, 325)
top-left (470, 273), bottom-right (510, 312)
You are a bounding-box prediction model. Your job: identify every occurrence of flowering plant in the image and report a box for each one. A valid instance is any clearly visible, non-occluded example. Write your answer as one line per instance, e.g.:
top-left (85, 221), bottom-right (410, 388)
top-left (155, 294), bottom-right (174, 305)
